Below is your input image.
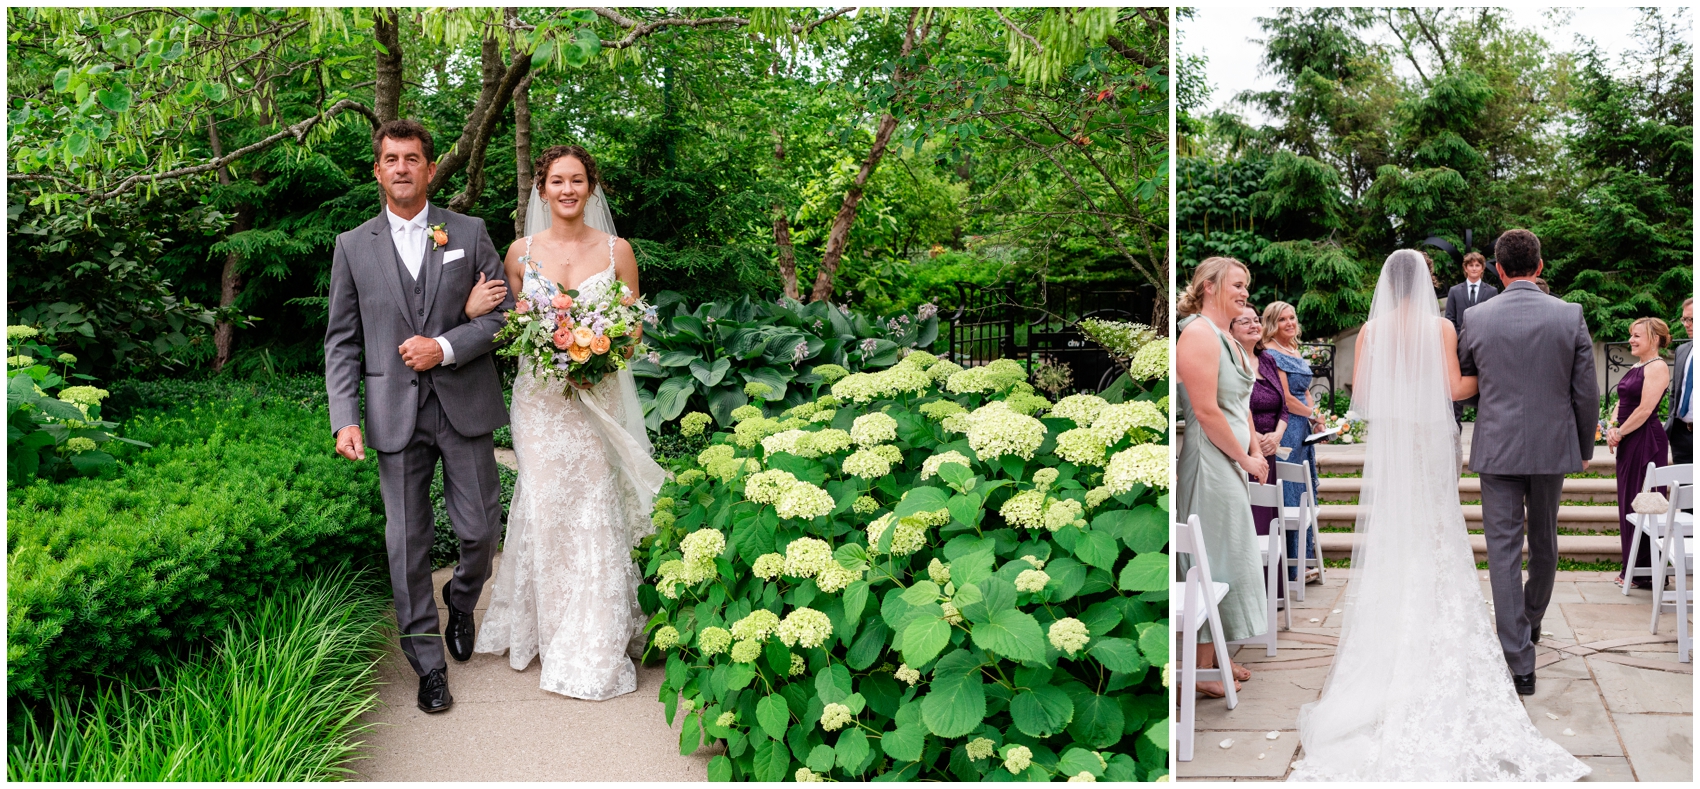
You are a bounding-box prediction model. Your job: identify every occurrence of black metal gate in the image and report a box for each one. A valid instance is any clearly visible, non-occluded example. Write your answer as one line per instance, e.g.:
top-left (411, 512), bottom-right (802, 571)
top-left (945, 281), bottom-right (1158, 395)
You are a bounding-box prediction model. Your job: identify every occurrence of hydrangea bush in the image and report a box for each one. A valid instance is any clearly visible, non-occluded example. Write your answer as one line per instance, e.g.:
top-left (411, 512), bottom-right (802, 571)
top-left (7, 324), bottom-right (148, 483)
top-left (636, 350), bottom-right (1171, 781)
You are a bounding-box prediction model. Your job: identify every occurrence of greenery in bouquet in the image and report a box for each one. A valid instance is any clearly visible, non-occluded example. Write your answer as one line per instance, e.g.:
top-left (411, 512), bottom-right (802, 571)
top-left (495, 278), bottom-right (652, 390)
top-left (7, 324), bottom-right (149, 484)
top-left (634, 351), bottom-right (1171, 782)
top-left (630, 292), bottom-right (941, 432)
top-left (1313, 410), bottom-right (1362, 445)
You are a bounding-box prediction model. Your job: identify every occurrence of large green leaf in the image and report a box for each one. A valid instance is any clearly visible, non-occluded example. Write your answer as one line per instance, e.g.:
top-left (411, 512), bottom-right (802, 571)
top-left (752, 738), bottom-right (790, 781)
top-left (921, 651), bottom-right (986, 738)
top-left (881, 723), bottom-right (927, 763)
top-left (1137, 621), bottom-right (1169, 666)
top-left (655, 376), bottom-right (696, 422)
top-left (757, 693), bottom-right (791, 742)
top-left (1087, 637), bottom-right (1146, 674)
top-left (1067, 691), bottom-right (1126, 749)
top-left (679, 710), bottom-right (702, 755)
top-left (807, 744), bottom-right (835, 772)
top-left (1010, 683), bottom-right (1074, 738)
top-left (690, 356), bottom-right (732, 387)
top-left (740, 366), bottom-right (791, 402)
top-left (1059, 747), bottom-right (1107, 778)
top-left (893, 486), bottom-right (950, 520)
top-left (706, 385), bottom-right (748, 426)
top-left (835, 728), bottom-right (872, 775)
top-left (1119, 552), bottom-right (1168, 592)
top-left (815, 663), bottom-right (853, 704)
top-left (659, 349), bottom-right (698, 367)
top-left (1074, 530), bottom-right (1121, 571)
top-left (969, 608), bottom-right (1045, 662)
top-left (1095, 505), bottom-right (1168, 553)
top-left (901, 614), bottom-right (951, 667)
top-left (707, 754), bottom-right (733, 782)
top-left (670, 315), bottom-right (707, 342)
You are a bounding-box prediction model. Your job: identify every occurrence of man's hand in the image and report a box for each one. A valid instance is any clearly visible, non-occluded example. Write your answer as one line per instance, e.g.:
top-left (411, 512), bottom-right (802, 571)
top-left (336, 425), bottom-right (366, 461)
top-left (399, 335), bottom-right (444, 371)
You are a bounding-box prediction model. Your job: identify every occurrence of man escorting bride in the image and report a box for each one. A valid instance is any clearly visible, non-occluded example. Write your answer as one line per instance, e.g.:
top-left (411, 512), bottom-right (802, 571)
top-left (1289, 230), bottom-right (1595, 781)
top-left (327, 121), bottom-right (664, 712)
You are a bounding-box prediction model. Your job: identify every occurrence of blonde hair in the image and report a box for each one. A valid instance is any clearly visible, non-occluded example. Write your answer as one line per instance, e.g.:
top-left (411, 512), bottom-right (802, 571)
top-left (1259, 300), bottom-right (1298, 349)
top-left (1631, 317), bottom-right (1671, 350)
top-left (1178, 257), bottom-right (1250, 317)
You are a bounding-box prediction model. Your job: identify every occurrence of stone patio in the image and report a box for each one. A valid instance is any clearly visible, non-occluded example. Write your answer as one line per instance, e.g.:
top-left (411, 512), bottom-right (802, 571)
top-left (1175, 569), bottom-right (1693, 782)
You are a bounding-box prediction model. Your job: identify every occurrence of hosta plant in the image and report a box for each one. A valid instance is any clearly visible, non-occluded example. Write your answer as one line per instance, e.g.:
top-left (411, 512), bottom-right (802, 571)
top-left (637, 351), bottom-right (1170, 782)
top-left (630, 292), bottom-right (940, 431)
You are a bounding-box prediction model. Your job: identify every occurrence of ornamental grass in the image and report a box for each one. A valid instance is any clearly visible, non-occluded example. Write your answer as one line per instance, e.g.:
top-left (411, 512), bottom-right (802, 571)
top-left (637, 351), bottom-right (1171, 781)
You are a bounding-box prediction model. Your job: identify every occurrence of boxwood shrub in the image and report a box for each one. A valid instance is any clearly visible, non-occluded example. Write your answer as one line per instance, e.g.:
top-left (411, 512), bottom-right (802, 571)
top-left (638, 352), bottom-right (1171, 782)
top-left (6, 395), bottom-right (386, 702)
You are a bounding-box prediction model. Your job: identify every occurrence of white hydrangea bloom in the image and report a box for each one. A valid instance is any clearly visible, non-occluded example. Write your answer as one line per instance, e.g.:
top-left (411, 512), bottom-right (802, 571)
top-left (752, 553), bottom-right (785, 580)
top-left (946, 358), bottom-right (1027, 394)
top-left (850, 412), bottom-right (898, 446)
top-left (1032, 467), bottom-right (1059, 490)
top-left (841, 447), bottom-right (892, 479)
top-left (1003, 745), bottom-right (1033, 774)
top-left (1092, 401), bottom-right (1167, 445)
top-left (928, 358), bottom-right (963, 383)
top-left (716, 711), bottom-right (737, 728)
top-left (776, 481), bottom-right (835, 520)
top-left (927, 558), bottom-right (951, 586)
top-left (963, 401), bottom-right (1046, 460)
top-left (761, 429), bottom-right (813, 458)
top-left (789, 653), bottom-right (807, 675)
top-left (920, 450), bottom-right (971, 480)
top-left (815, 563), bottom-right (862, 594)
top-left (802, 428), bottom-right (852, 455)
top-left (730, 404), bottom-right (764, 422)
top-left (681, 528), bottom-right (726, 563)
top-left (731, 639), bottom-right (762, 663)
top-left (1068, 772), bottom-right (1098, 782)
top-left (894, 663), bottom-right (921, 686)
top-left (730, 609), bottom-right (781, 642)
top-left (1129, 338), bottom-right (1168, 380)
top-left (942, 601), bottom-right (963, 624)
top-left (732, 416), bottom-right (782, 449)
top-left (1084, 486), bottom-right (1112, 510)
top-left (653, 625), bottom-right (680, 650)
top-left (1044, 497), bottom-right (1086, 532)
top-left (852, 495), bottom-right (880, 514)
top-left (795, 767), bottom-right (824, 782)
top-left (745, 469), bottom-right (798, 504)
top-left (820, 702), bottom-right (853, 732)
top-left (871, 444), bottom-right (903, 464)
top-left (1020, 554), bottom-right (1046, 570)
top-left (782, 537), bottom-right (834, 579)
top-left (966, 737), bottom-right (995, 761)
top-left (1053, 427), bottom-right (1107, 467)
top-left (1107, 443), bottom-right (1169, 494)
top-left (1050, 393), bottom-right (1109, 425)
top-left (698, 626), bottom-right (732, 655)
top-left (1015, 568), bottom-right (1051, 593)
top-left (1000, 489), bottom-right (1048, 529)
top-left (1049, 617), bottom-right (1090, 655)
top-left (777, 607), bottom-right (833, 648)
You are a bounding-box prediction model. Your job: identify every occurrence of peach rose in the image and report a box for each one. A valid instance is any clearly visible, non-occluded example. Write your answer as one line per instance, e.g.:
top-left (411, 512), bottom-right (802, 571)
top-left (551, 294), bottom-right (574, 311)
top-left (431, 228), bottom-right (449, 248)
top-left (572, 327), bottom-right (595, 347)
top-left (590, 335), bottom-right (612, 355)
top-left (552, 327), bottom-right (572, 349)
top-left (567, 344), bottom-right (593, 363)
top-left (515, 298), bottom-right (532, 314)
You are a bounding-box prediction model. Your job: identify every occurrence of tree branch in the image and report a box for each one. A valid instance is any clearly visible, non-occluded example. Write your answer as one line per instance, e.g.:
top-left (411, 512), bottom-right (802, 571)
top-left (995, 9), bottom-right (1043, 54)
top-left (8, 99), bottom-right (378, 201)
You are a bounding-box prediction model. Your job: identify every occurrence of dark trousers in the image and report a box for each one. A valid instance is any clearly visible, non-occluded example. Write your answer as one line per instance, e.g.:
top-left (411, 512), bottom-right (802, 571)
top-left (376, 390), bottom-right (503, 676)
top-left (1671, 420), bottom-right (1693, 465)
top-left (1478, 473), bottom-right (1563, 675)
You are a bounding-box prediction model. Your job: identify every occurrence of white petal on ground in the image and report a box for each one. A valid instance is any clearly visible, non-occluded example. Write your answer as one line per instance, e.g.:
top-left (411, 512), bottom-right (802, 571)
top-left (1563, 728), bottom-right (1576, 736)
top-left (1266, 731), bottom-right (1281, 740)
top-left (1219, 738), bottom-right (1235, 749)
top-left (1546, 712), bottom-right (1560, 720)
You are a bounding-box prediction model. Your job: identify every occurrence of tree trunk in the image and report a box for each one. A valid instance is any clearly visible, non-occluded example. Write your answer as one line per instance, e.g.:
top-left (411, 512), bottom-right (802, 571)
top-left (431, 17), bottom-right (531, 212)
top-left (511, 9), bottom-right (534, 237)
top-left (770, 135), bottom-right (799, 300)
top-left (374, 9), bottom-right (404, 123)
top-left (807, 10), bottom-right (926, 303)
top-left (207, 118), bottom-right (245, 373)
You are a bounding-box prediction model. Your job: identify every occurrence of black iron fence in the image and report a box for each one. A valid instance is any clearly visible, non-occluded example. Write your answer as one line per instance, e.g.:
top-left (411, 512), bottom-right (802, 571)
top-left (1298, 342), bottom-right (1339, 413)
top-left (945, 281), bottom-right (1159, 395)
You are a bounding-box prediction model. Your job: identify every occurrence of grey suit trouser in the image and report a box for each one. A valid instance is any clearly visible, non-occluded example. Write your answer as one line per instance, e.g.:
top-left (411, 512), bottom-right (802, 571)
top-left (1479, 473), bottom-right (1564, 675)
top-left (376, 390), bottom-right (503, 676)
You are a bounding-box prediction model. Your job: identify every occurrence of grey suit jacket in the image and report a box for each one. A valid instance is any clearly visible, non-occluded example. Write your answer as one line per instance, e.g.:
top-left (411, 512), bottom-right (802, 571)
top-left (324, 204), bottom-right (515, 453)
top-left (1667, 340), bottom-right (1693, 432)
top-left (1443, 280), bottom-right (1497, 331)
top-left (1457, 281), bottom-right (1599, 475)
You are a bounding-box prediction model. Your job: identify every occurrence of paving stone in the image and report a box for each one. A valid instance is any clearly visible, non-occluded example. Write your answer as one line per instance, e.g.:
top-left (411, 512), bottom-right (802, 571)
top-left (1587, 658), bottom-right (1694, 714)
top-left (1611, 713), bottom-right (1694, 782)
top-left (1563, 602), bottom-right (1690, 644)
top-left (1577, 582), bottom-right (1650, 605)
top-left (1193, 667), bottom-right (1330, 731)
top-left (1174, 732), bottom-right (1300, 779)
top-left (1520, 678), bottom-right (1623, 757)
top-left (1577, 756), bottom-right (1636, 782)
top-left (1538, 653), bottom-right (1596, 680)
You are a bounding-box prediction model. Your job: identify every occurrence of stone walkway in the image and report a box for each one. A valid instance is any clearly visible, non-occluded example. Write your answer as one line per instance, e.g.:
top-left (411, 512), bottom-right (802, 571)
top-left (1176, 570), bottom-right (1693, 782)
top-left (348, 558), bottom-right (712, 781)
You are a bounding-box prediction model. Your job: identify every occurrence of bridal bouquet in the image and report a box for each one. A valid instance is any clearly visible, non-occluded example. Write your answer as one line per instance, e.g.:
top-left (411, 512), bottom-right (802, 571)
top-left (494, 279), bottom-right (654, 390)
top-left (1314, 409), bottom-right (1362, 444)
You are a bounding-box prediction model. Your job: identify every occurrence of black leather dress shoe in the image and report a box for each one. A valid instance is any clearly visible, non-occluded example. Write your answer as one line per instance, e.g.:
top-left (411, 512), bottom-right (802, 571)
top-left (443, 580), bottom-right (474, 662)
top-left (418, 667), bottom-right (453, 713)
top-left (1512, 671), bottom-right (1536, 696)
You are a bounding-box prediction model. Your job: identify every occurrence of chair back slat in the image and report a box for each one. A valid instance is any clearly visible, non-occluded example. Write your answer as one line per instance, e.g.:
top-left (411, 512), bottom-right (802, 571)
top-left (1274, 461), bottom-right (1309, 484)
top-left (1246, 479), bottom-right (1282, 508)
top-left (1647, 463), bottom-right (1693, 493)
top-left (1174, 515), bottom-right (1216, 589)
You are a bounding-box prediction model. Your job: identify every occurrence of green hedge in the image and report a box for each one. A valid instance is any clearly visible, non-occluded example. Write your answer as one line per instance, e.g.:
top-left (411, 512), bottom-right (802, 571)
top-left (6, 394), bottom-right (386, 702)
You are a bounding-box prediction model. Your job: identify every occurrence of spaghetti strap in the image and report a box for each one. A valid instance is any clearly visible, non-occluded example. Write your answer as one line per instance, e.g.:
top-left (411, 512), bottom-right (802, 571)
top-left (605, 236), bottom-right (617, 274)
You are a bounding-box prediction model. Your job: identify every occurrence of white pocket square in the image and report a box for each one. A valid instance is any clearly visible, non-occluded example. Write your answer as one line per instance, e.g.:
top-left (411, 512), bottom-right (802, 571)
top-left (443, 249), bottom-right (465, 263)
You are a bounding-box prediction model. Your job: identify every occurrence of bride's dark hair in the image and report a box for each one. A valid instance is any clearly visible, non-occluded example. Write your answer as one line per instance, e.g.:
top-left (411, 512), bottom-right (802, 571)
top-left (1382, 249), bottom-right (1431, 302)
top-left (534, 145), bottom-right (600, 193)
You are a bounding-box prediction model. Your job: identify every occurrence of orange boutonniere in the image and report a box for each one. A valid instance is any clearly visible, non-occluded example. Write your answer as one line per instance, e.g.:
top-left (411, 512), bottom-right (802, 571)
top-left (429, 222), bottom-right (448, 250)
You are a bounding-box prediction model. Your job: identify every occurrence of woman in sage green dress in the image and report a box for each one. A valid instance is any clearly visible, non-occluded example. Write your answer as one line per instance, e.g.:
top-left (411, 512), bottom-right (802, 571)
top-left (1175, 256), bottom-right (1269, 696)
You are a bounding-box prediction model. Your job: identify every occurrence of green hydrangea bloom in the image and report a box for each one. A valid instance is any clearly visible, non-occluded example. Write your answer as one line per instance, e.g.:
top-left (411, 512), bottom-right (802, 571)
top-left (744, 381), bottom-right (774, 399)
top-left (811, 364), bottom-right (850, 384)
top-left (698, 626), bottom-right (732, 655)
top-left (653, 626), bottom-right (680, 650)
top-left (680, 411), bottom-right (712, 436)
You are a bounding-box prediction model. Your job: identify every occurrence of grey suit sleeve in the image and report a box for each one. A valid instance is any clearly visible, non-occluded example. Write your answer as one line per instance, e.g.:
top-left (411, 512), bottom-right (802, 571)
top-left (1444, 288), bottom-right (1459, 326)
top-left (325, 235), bottom-right (365, 435)
top-left (1570, 309), bottom-right (1600, 461)
top-left (440, 218), bottom-right (514, 368)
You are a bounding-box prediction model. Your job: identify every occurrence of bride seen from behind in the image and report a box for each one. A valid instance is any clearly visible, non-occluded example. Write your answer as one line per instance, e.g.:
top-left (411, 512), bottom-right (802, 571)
top-left (1288, 250), bottom-right (1588, 782)
top-left (460, 145), bottom-right (667, 701)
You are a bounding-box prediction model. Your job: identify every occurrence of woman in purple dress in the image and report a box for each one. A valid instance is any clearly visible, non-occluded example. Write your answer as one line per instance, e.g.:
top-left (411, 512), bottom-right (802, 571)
top-left (1608, 317), bottom-right (1672, 589)
top-left (1235, 306), bottom-right (1288, 550)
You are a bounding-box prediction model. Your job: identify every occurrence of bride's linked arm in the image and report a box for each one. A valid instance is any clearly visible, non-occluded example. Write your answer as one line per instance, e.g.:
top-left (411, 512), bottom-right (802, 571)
top-left (1439, 319), bottom-right (1479, 401)
top-left (464, 245), bottom-right (523, 319)
top-left (1177, 319), bottom-right (1270, 483)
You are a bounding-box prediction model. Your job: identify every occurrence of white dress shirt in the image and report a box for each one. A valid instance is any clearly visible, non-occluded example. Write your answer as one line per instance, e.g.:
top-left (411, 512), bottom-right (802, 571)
top-left (385, 203), bottom-right (456, 366)
top-left (1465, 277), bottom-right (1481, 303)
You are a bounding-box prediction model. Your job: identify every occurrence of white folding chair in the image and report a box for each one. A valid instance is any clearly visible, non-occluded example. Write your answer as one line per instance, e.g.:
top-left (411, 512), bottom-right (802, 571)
top-left (1275, 459), bottom-right (1325, 599)
top-left (1624, 463), bottom-right (1693, 594)
top-left (1649, 483), bottom-right (1693, 663)
top-left (1172, 514), bottom-right (1238, 762)
top-left (1230, 479), bottom-right (1290, 657)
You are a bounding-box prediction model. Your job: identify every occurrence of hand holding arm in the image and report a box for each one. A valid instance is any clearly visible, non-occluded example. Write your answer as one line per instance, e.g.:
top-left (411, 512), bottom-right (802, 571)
top-left (440, 220), bottom-right (516, 367)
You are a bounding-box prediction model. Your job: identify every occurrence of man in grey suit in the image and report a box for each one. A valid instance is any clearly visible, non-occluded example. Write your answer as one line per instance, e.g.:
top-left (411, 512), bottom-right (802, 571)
top-left (1457, 229), bottom-right (1599, 696)
top-left (1667, 297), bottom-right (1694, 464)
top-left (325, 119), bottom-right (514, 714)
top-left (1444, 251), bottom-right (1498, 424)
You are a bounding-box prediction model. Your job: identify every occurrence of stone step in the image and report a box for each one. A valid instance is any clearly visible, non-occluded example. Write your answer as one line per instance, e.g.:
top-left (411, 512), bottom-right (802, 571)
top-left (1313, 445), bottom-right (1619, 476)
top-left (1318, 532), bottom-right (1624, 562)
top-left (1315, 503), bottom-right (1623, 533)
top-left (1316, 476), bottom-right (1620, 504)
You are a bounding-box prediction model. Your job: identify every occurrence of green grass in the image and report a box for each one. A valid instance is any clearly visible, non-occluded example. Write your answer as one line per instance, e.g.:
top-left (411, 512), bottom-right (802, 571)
top-left (8, 568), bottom-right (391, 781)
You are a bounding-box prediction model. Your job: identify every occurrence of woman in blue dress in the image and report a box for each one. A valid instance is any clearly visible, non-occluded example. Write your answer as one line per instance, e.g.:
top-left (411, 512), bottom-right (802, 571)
top-left (1260, 301), bottom-right (1321, 584)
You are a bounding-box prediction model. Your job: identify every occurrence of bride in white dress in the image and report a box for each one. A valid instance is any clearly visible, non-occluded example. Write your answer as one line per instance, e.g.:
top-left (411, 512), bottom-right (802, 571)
top-left (1288, 250), bottom-right (1588, 781)
top-left (461, 145), bottom-right (665, 700)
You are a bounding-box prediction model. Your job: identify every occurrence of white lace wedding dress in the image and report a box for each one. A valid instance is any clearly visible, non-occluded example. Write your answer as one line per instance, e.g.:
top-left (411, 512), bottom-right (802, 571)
top-left (472, 233), bottom-right (665, 701)
top-left (1288, 251), bottom-right (1588, 782)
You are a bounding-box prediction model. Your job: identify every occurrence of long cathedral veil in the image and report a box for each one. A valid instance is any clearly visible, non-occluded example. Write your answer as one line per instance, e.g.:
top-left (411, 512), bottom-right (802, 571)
top-left (526, 184), bottom-right (652, 457)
